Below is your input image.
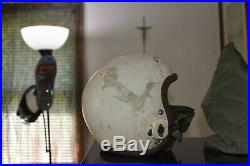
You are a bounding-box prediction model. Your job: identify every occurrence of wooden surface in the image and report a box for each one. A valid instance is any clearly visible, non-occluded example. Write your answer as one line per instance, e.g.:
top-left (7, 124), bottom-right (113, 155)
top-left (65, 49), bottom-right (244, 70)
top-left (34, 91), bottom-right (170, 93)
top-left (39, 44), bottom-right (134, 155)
top-left (74, 3), bottom-right (87, 163)
top-left (82, 138), bottom-right (248, 164)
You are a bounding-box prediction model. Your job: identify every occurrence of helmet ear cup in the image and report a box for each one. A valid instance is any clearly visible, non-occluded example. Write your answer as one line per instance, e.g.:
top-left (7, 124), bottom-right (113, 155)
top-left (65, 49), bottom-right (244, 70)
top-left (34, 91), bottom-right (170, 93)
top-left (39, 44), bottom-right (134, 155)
top-left (142, 73), bottom-right (178, 155)
top-left (17, 85), bottom-right (43, 123)
top-left (147, 118), bottom-right (168, 142)
top-left (150, 73), bottom-right (194, 152)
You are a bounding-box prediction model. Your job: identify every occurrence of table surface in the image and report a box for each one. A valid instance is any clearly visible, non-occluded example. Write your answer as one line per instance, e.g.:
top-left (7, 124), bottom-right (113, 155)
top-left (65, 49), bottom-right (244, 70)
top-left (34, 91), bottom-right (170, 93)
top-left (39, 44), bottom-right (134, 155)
top-left (81, 138), bottom-right (248, 164)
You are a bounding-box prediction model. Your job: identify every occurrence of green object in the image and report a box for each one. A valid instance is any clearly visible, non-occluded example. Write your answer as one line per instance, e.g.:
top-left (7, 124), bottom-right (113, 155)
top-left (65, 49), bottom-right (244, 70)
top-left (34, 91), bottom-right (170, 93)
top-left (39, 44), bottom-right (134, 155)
top-left (201, 42), bottom-right (248, 155)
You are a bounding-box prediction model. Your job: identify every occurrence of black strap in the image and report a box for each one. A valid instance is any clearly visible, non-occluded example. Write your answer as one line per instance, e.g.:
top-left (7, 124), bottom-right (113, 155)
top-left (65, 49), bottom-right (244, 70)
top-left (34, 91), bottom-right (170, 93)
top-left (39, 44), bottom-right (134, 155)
top-left (169, 105), bottom-right (195, 142)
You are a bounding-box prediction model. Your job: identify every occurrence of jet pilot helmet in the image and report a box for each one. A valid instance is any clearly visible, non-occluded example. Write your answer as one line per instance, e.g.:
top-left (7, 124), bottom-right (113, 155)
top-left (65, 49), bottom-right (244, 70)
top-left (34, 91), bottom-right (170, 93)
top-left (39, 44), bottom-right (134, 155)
top-left (82, 54), bottom-right (194, 156)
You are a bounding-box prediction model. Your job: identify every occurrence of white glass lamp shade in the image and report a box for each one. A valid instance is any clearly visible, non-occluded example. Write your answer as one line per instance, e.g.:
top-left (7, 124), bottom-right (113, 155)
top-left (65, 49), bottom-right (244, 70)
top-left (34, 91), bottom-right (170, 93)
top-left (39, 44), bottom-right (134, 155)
top-left (21, 25), bottom-right (69, 50)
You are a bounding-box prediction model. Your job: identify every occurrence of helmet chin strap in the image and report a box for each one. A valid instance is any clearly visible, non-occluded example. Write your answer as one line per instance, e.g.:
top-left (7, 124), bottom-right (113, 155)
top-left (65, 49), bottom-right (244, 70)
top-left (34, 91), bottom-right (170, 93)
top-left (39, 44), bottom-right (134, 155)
top-left (17, 49), bottom-right (56, 164)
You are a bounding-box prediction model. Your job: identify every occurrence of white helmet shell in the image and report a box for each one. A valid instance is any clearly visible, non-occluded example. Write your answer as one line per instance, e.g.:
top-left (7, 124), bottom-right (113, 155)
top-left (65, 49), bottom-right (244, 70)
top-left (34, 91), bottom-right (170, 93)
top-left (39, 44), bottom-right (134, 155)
top-left (82, 54), bottom-right (194, 156)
